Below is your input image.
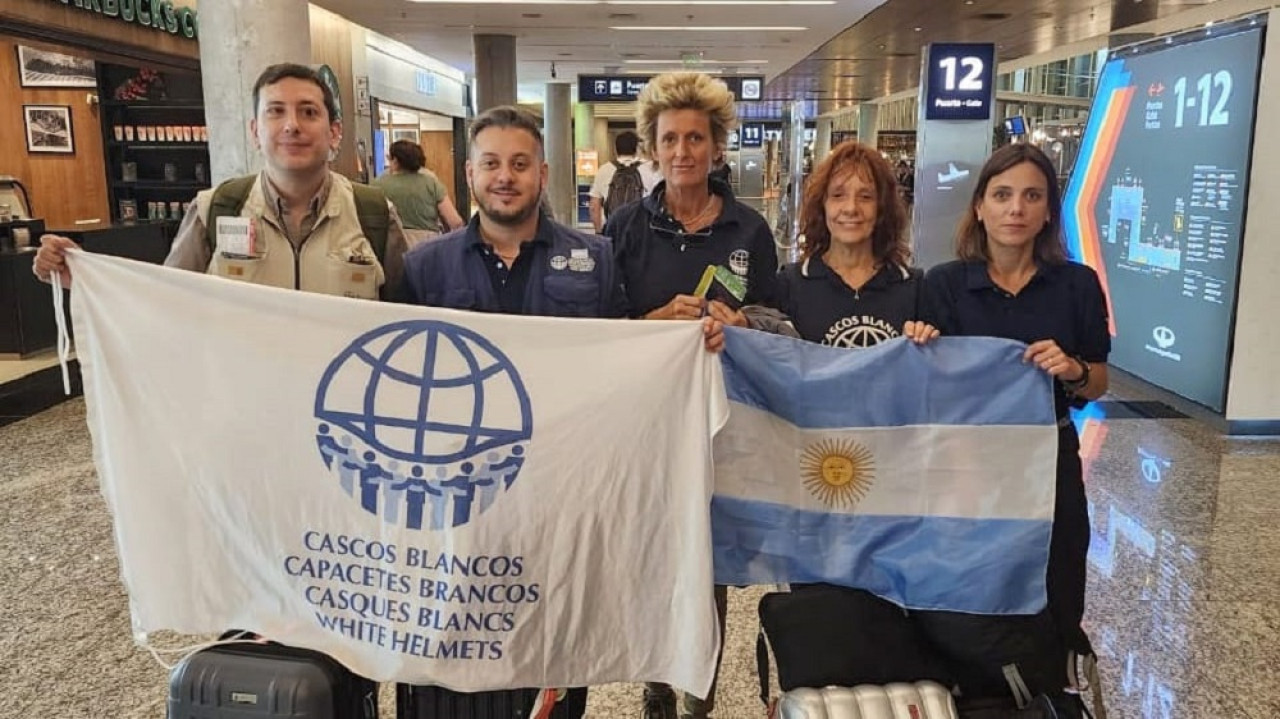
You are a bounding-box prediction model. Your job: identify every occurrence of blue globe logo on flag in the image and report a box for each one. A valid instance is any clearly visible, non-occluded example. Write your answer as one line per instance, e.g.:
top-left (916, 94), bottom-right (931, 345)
top-left (313, 320), bottom-right (532, 529)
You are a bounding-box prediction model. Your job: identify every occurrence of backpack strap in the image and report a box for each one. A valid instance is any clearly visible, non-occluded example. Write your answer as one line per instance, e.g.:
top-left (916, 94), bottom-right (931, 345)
top-left (351, 183), bottom-right (390, 265)
top-left (204, 175), bottom-right (259, 254)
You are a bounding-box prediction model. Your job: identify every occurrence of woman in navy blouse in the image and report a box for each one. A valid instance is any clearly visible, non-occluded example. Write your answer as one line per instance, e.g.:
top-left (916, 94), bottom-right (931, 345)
top-left (924, 143), bottom-right (1111, 676)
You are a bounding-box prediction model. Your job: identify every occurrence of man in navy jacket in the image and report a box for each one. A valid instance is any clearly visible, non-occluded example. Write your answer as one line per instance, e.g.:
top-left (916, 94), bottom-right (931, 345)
top-left (395, 105), bottom-right (725, 717)
top-left (399, 106), bottom-right (625, 320)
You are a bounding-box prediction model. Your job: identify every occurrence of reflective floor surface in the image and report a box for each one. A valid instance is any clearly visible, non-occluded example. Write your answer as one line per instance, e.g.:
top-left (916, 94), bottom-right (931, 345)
top-left (1, 370), bottom-right (1276, 718)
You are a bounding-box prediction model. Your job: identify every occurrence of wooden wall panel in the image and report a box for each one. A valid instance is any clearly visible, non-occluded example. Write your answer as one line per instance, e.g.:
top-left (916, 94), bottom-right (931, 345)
top-left (309, 7), bottom-right (357, 180)
top-left (420, 130), bottom-right (458, 204)
top-left (0, 38), bottom-right (109, 230)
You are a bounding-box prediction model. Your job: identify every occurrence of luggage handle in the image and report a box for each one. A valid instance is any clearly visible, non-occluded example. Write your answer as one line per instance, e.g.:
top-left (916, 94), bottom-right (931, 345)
top-left (756, 628), bottom-right (772, 707)
top-left (218, 629), bottom-right (266, 643)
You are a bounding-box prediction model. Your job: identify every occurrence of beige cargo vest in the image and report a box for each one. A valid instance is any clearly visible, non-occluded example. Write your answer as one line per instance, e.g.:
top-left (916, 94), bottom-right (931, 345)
top-left (197, 174), bottom-right (385, 299)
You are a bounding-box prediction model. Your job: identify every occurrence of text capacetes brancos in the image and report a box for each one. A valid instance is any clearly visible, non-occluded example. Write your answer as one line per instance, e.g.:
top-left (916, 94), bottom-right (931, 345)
top-left (284, 531), bottom-right (540, 603)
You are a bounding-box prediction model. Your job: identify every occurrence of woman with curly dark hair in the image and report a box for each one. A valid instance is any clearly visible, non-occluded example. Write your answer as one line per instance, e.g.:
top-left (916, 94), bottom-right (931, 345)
top-left (775, 140), bottom-right (936, 347)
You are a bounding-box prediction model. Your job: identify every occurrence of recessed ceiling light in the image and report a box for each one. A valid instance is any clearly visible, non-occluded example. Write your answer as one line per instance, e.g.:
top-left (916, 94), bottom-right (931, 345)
top-left (407, 0), bottom-right (832, 3)
top-left (623, 59), bottom-right (768, 64)
top-left (913, 26), bottom-right (922, 32)
top-left (609, 0), bottom-right (833, 4)
top-left (406, 0), bottom-right (596, 4)
top-left (611, 25), bottom-right (807, 30)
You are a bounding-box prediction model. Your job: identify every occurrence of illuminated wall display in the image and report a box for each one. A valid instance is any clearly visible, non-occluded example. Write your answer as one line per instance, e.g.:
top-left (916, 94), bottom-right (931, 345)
top-left (1065, 21), bottom-right (1265, 412)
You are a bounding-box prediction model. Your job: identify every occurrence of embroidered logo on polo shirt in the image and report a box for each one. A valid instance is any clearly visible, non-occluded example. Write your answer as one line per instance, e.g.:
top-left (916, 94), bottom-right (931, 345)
top-left (550, 255), bottom-right (569, 271)
top-left (728, 249), bottom-right (750, 276)
top-left (823, 315), bottom-right (899, 348)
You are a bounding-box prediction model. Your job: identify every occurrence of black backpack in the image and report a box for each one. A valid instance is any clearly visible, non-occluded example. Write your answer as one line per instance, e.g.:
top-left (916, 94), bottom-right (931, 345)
top-left (603, 160), bottom-right (644, 216)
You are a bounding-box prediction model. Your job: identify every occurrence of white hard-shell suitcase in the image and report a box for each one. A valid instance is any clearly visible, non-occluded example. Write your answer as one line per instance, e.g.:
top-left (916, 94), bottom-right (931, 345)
top-left (777, 681), bottom-right (960, 719)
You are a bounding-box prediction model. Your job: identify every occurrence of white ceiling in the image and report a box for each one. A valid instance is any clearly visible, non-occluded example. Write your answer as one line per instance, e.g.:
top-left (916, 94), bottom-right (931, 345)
top-left (310, 0), bottom-right (1260, 117)
top-left (311, 0), bottom-right (888, 103)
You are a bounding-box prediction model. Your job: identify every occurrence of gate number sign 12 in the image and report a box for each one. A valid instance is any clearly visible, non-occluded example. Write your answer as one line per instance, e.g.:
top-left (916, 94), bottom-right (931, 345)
top-left (938, 56), bottom-right (984, 91)
top-left (925, 43), bottom-right (995, 120)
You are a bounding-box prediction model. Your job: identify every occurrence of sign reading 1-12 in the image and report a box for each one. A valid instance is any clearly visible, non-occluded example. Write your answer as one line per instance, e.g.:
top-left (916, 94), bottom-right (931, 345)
top-left (1173, 71), bottom-right (1232, 127)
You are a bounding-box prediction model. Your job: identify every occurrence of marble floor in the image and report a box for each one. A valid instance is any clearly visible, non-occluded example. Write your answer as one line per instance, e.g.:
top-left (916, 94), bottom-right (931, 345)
top-left (1, 368), bottom-right (1277, 718)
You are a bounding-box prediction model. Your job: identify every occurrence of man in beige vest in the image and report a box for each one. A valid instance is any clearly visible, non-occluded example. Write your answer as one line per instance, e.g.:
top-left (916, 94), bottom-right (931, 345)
top-left (34, 63), bottom-right (409, 301)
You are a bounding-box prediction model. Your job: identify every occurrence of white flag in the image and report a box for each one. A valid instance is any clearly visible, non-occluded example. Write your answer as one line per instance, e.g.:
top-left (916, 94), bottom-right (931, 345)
top-left (68, 251), bottom-right (725, 696)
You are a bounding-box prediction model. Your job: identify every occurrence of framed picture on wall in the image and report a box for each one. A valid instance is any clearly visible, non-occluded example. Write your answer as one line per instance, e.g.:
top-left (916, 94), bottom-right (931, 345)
top-left (16, 45), bottom-right (97, 88)
top-left (391, 129), bottom-right (420, 143)
top-left (23, 105), bottom-right (75, 154)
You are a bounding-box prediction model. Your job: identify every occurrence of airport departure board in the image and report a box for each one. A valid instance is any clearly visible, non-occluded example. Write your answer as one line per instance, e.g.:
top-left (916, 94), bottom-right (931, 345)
top-left (1064, 22), bottom-right (1266, 411)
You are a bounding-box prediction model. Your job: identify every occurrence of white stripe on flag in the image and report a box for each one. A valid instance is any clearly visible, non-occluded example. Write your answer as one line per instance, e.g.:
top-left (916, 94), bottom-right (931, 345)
top-left (714, 401), bottom-right (1058, 521)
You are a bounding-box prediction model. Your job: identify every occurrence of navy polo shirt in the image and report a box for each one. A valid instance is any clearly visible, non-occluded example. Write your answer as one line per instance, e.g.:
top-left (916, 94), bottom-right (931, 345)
top-left (923, 259), bottom-right (1111, 417)
top-left (777, 259), bottom-right (924, 347)
top-left (604, 178), bottom-right (779, 318)
top-left (472, 233), bottom-right (548, 314)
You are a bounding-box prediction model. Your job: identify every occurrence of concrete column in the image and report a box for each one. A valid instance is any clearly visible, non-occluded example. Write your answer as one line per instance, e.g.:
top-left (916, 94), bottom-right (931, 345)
top-left (197, 0), bottom-right (311, 183)
top-left (815, 117), bottom-right (833, 162)
top-left (473, 34), bottom-right (517, 111)
top-left (574, 102), bottom-right (595, 150)
top-left (544, 83), bottom-right (575, 224)
top-left (857, 103), bottom-right (879, 151)
top-left (592, 118), bottom-right (610, 162)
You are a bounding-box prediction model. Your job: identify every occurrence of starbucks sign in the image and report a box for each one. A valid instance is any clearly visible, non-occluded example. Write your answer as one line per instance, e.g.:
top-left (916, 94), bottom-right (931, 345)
top-left (46, 0), bottom-right (200, 39)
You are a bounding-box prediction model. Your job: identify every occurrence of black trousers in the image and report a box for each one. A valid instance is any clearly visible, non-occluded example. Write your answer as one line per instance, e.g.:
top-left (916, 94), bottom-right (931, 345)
top-left (1047, 427), bottom-right (1091, 656)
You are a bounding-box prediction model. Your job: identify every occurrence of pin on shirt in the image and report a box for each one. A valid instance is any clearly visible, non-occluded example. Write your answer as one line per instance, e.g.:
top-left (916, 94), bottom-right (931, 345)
top-left (567, 248), bottom-right (595, 273)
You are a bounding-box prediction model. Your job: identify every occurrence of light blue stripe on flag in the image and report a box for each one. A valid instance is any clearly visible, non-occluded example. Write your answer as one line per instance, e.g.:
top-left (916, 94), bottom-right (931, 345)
top-left (712, 496), bottom-right (1051, 614)
top-left (713, 331), bottom-right (1058, 614)
top-left (721, 331), bottom-right (1056, 428)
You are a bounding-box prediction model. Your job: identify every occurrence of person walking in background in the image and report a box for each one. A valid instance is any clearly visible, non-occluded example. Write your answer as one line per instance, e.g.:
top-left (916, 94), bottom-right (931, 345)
top-left (374, 139), bottom-right (465, 246)
top-left (589, 130), bottom-right (657, 232)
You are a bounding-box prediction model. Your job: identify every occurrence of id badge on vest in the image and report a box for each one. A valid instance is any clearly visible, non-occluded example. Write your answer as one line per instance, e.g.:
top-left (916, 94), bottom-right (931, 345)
top-left (215, 216), bottom-right (259, 258)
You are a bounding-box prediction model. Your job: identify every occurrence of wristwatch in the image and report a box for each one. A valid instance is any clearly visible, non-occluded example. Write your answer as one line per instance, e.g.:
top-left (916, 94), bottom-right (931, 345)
top-left (1061, 356), bottom-right (1091, 392)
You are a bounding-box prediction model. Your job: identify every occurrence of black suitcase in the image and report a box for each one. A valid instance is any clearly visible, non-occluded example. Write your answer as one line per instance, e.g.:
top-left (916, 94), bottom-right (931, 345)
top-left (396, 684), bottom-right (587, 719)
top-left (167, 639), bottom-right (379, 718)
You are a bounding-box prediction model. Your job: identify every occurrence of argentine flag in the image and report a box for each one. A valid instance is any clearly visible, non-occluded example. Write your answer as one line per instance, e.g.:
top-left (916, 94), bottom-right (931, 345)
top-left (713, 329), bottom-right (1058, 615)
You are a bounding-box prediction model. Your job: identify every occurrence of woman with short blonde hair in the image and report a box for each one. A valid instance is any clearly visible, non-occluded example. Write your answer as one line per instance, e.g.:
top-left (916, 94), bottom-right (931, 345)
top-left (606, 70), bottom-right (779, 719)
top-left (635, 72), bottom-right (737, 160)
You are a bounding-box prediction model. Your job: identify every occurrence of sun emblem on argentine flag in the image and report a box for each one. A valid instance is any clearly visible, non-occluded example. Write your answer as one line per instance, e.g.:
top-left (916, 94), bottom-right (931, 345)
top-left (799, 438), bottom-right (874, 508)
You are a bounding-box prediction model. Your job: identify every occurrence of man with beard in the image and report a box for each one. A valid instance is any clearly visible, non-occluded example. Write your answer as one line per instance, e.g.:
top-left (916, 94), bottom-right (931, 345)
top-left (398, 105), bottom-right (626, 321)
top-left (396, 105), bottom-right (725, 718)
